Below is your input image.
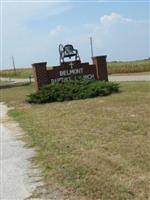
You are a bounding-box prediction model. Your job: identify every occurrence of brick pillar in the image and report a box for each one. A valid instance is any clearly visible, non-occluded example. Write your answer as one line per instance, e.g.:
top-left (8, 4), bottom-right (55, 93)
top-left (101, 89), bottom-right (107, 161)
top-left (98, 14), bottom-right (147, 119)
top-left (92, 56), bottom-right (108, 81)
top-left (32, 62), bottom-right (48, 91)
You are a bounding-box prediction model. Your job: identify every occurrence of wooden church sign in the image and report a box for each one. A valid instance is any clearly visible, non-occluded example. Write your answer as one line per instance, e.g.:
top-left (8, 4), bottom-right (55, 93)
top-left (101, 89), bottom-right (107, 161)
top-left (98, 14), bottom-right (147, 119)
top-left (32, 44), bottom-right (108, 91)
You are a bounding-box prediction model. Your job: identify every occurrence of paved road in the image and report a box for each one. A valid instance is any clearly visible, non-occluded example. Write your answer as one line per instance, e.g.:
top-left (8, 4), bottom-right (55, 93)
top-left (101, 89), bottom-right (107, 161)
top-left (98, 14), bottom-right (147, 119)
top-left (109, 74), bottom-right (150, 82)
top-left (0, 103), bottom-right (41, 200)
top-left (0, 77), bottom-right (31, 84)
top-left (0, 73), bottom-right (149, 83)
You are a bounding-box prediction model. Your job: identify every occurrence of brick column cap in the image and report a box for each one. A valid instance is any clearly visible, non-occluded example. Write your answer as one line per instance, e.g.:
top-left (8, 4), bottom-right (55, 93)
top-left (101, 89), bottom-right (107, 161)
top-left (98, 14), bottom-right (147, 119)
top-left (92, 55), bottom-right (107, 59)
top-left (32, 62), bottom-right (47, 66)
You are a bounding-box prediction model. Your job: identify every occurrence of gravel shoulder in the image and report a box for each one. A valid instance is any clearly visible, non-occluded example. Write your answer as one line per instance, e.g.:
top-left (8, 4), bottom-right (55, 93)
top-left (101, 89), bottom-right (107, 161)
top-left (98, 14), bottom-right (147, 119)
top-left (0, 103), bottom-right (41, 200)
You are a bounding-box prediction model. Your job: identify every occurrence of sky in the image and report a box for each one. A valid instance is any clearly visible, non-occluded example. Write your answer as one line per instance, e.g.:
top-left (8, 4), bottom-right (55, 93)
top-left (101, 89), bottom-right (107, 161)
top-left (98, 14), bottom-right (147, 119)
top-left (0, 0), bottom-right (149, 69)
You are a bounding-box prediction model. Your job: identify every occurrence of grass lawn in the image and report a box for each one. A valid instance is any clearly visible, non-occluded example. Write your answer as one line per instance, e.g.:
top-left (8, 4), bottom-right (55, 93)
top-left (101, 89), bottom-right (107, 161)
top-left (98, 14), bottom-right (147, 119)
top-left (0, 80), bottom-right (12, 86)
top-left (0, 81), bottom-right (150, 200)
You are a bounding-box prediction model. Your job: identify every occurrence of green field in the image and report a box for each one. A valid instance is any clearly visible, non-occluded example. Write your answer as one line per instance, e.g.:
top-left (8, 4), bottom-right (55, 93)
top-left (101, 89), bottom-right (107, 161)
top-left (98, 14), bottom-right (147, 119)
top-left (108, 59), bottom-right (150, 74)
top-left (0, 68), bottom-right (33, 78)
top-left (0, 81), bottom-right (150, 200)
top-left (0, 59), bottom-right (150, 78)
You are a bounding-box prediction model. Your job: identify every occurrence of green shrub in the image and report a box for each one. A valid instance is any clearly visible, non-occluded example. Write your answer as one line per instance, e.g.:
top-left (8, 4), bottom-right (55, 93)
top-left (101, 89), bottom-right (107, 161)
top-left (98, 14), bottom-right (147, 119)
top-left (26, 80), bottom-right (119, 104)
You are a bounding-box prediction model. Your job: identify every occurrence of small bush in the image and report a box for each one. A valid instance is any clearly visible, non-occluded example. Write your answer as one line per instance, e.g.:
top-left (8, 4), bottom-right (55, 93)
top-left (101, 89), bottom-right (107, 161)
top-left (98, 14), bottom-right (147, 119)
top-left (27, 80), bottom-right (119, 104)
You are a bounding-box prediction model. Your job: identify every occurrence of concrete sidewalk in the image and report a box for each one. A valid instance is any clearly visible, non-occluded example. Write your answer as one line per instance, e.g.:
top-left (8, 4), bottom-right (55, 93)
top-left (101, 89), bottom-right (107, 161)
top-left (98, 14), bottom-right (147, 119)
top-left (0, 77), bottom-right (31, 83)
top-left (0, 103), bottom-right (41, 200)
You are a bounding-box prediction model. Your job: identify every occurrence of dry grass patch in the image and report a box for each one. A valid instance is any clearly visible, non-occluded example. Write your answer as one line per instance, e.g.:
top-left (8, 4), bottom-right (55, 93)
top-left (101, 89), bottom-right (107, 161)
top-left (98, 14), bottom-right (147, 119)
top-left (0, 81), bottom-right (150, 200)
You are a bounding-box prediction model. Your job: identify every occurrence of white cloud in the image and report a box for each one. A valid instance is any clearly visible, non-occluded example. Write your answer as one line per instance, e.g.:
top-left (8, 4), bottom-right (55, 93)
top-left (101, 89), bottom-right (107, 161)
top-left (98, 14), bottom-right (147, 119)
top-left (49, 25), bottom-right (64, 37)
top-left (94, 13), bottom-right (149, 60)
top-left (83, 12), bottom-right (132, 31)
top-left (69, 13), bottom-right (149, 61)
top-left (100, 12), bottom-right (132, 26)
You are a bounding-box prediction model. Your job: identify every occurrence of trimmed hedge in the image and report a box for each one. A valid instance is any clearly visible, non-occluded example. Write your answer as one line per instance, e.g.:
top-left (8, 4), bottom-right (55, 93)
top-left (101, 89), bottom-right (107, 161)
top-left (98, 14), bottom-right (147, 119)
top-left (27, 80), bottom-right (119, 104)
